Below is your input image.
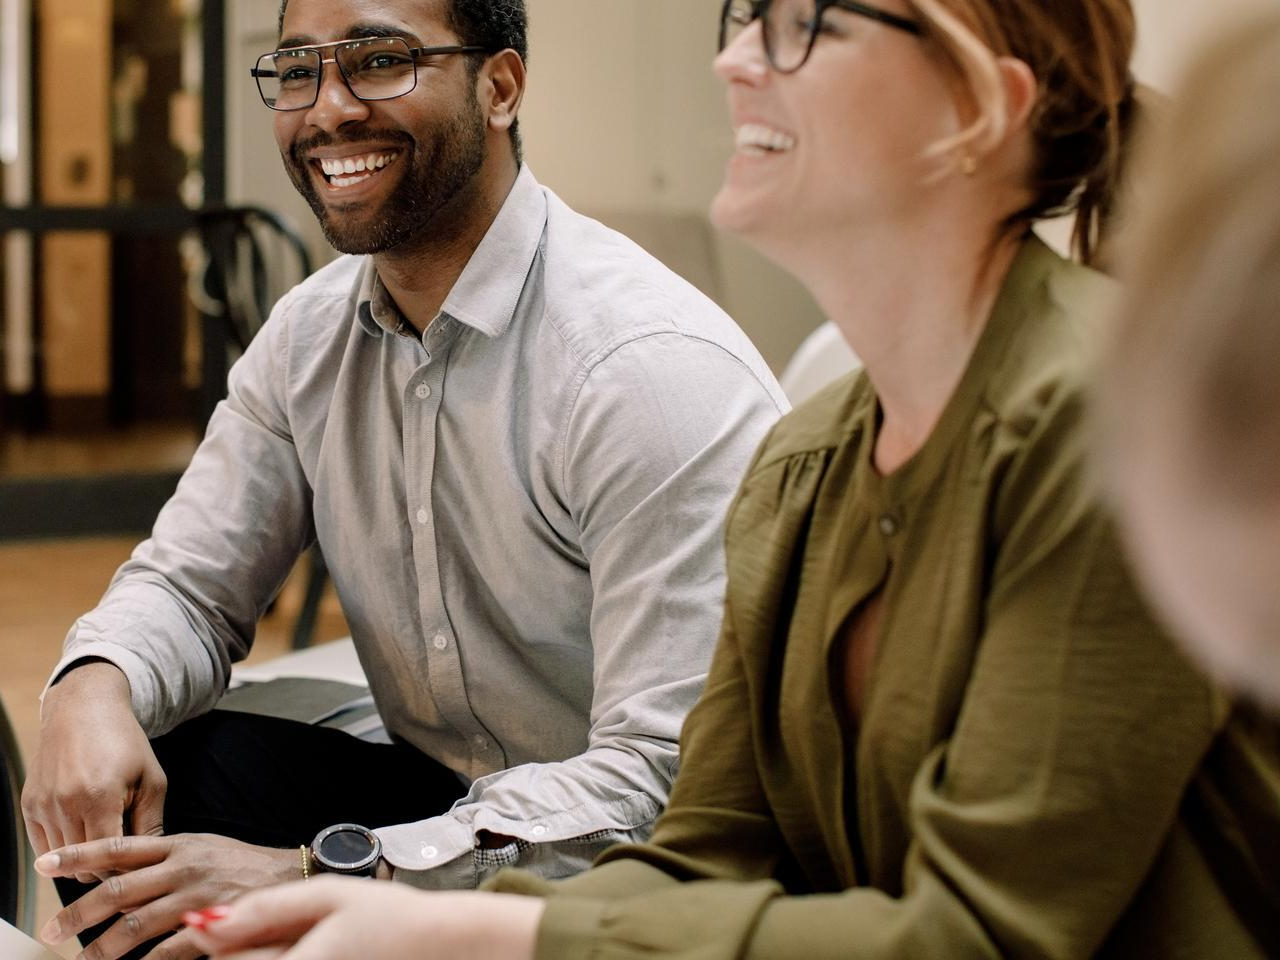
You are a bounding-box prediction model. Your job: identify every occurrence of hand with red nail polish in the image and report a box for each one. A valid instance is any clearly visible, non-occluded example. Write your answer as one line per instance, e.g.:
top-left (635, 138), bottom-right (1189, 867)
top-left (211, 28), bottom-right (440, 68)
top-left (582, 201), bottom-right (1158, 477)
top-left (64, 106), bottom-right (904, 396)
top-left (183, 905), bottom-right (233, 930)
top-left (186, 877), bottom-right (544, 960)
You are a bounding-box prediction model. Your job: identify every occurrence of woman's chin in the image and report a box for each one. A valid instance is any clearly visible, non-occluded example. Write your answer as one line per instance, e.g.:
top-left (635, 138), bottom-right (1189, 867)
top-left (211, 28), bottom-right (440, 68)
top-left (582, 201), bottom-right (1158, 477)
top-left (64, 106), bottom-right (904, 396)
top-left (710, 187), bottom-right (770, 242)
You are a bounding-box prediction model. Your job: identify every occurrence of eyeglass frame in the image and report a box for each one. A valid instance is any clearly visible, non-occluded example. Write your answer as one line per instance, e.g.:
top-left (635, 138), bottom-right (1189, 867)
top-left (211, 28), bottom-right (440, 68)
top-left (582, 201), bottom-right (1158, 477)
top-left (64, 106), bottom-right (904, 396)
top-left (719, 0), bottom-right (922, 74)
top-left (251, 36), bottom-right (490, 112)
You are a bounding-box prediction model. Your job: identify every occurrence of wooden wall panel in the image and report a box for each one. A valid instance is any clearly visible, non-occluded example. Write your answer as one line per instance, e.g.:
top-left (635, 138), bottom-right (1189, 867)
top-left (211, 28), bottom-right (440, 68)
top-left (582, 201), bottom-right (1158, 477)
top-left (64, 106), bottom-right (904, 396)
top-left (38, 0), bottom-right (112, 401)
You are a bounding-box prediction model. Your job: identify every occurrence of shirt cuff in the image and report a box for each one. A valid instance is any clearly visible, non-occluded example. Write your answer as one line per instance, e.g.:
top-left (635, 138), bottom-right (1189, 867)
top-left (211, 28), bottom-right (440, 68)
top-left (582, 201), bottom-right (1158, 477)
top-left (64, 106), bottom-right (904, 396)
top-left (376, 815), bottom-right (476, 887)
top-left (41, 643), bottom-right (153, 727)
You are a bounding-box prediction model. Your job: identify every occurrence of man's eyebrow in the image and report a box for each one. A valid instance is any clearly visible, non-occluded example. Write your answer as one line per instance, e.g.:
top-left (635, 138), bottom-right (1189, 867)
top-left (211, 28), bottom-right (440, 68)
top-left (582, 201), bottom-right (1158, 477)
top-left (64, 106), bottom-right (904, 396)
top-left (278, 24), bottom-right (425, 50)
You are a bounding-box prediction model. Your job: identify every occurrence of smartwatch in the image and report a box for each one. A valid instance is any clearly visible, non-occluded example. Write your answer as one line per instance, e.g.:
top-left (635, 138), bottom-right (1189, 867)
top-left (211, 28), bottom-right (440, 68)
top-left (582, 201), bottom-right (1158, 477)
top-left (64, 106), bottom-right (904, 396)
top-left (309, 823), bottom-right (383, 878)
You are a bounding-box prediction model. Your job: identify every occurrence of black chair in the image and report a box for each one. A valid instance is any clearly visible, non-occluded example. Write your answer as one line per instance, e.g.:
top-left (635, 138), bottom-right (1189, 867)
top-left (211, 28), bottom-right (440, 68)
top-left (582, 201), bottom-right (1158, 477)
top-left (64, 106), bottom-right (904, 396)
top-left (1, 692), bottom-right (35, 934)
top-left (195, 207), bottom-right (329, 650)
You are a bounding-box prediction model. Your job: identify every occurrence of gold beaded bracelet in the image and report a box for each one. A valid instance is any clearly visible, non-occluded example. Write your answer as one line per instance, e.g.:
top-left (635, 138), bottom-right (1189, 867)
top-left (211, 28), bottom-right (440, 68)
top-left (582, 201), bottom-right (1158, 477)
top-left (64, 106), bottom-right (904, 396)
top-left (300, 845), bottom-right (311, 881)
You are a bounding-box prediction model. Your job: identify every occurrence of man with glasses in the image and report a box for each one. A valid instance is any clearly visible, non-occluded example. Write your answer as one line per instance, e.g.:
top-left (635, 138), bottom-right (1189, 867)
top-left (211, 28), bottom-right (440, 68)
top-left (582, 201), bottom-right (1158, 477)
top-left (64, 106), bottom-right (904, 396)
top-left (22, 1), bottom-right (786, 956)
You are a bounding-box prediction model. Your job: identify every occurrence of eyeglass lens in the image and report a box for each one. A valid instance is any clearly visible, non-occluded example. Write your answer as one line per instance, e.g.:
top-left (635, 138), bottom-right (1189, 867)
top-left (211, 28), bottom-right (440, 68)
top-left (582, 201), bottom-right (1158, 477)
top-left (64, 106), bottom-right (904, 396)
top-left (721, 0), bottom-right (822, 73)
top-left (255, 37), bottom-right (418, 110)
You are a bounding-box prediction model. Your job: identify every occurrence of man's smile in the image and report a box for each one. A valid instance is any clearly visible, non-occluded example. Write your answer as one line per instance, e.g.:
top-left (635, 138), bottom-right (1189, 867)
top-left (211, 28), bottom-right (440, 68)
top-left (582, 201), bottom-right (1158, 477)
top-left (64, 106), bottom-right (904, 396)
top-left (308, 149), bottom-right (404, 190)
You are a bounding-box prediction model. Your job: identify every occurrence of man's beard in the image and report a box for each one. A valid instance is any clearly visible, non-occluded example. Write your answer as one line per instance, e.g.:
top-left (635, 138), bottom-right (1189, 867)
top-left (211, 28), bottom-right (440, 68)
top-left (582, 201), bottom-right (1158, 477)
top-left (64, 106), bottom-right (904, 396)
top-left (283, 93), bottom-right (488, 256)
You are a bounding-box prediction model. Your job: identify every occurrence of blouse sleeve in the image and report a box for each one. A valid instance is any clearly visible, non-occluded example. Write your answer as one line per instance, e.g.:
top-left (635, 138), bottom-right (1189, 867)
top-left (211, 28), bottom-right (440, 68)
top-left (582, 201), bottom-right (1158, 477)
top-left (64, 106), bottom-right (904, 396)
top-left (520, 391), bottom-right (1225, 960)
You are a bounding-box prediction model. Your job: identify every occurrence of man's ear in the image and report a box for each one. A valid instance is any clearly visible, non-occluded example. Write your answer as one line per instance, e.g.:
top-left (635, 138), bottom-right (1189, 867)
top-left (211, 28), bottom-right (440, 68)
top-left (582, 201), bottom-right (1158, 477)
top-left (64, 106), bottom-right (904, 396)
top-left (479, 49), bottom-right (525, 135)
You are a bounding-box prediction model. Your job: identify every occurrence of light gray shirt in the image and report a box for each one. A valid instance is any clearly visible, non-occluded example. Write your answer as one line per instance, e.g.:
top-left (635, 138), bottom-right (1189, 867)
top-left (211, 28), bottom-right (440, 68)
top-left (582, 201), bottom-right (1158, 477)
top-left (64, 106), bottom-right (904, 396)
top-left (52, 166), bottom-right (787, 887)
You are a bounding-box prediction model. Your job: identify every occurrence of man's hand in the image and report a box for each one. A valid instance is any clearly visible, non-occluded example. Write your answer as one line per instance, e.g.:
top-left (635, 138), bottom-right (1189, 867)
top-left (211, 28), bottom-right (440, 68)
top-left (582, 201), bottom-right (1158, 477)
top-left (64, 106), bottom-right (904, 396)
top-left (21, 662), bottom-right (168, 883)
top-left (185, 877), bottom-right (543, 960)
top-left (35, 834), bottom-right (301, 960)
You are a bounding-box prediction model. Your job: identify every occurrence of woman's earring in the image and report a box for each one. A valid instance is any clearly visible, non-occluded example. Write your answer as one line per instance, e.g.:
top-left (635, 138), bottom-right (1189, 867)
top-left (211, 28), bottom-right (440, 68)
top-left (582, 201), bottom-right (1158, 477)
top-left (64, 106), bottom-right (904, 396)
top-left (959, 153), bottom-right (978, 177)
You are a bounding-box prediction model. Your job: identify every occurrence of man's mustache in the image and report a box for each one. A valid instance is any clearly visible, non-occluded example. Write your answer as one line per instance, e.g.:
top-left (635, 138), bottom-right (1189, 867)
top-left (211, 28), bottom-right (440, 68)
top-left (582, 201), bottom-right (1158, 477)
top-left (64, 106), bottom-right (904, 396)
top-left (290, 127), bottom-right (415, 162)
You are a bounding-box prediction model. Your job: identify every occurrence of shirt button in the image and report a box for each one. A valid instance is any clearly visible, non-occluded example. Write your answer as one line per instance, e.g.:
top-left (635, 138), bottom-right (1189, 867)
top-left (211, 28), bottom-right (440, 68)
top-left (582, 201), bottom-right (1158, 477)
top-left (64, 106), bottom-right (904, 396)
top-left (416, 508), bottom-right (429, 525)
top-left (433, 634), bottom-right (448, 651)
top-left (531, 824), bottom-right (547, 837)
top-left (415, 383), bottom-right (431, 400)
top-left (878, 514), bottom-right (899, 537)
top-left (421, 844), bottom-right (438, 859)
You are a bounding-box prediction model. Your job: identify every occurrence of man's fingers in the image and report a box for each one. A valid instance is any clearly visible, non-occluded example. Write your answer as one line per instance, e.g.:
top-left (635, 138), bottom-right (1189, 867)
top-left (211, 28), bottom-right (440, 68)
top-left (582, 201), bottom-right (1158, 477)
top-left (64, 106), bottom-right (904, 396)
top-left (23, 817), bottom-right (52, 860)
top-left (39, 864), bottom-right (172, 945)
top-left (35, 834), bottom-right (171, 878)
top-left (53, 815), bottom-right (101, 885)
top-left (192, 879), bottom-right (349, 954)
top-left (128, 775), bottom-right (168, 838)
top-left (69, 892), bottom-right (191, 960)
top-left (78, 813), bottom-right (127, 883)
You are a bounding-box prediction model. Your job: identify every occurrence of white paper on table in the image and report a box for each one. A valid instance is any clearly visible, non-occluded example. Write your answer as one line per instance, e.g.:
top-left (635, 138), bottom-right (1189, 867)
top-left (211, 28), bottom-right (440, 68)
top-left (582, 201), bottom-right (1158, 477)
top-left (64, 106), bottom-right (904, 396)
top-left (0, 918), bottom-right (62, 959)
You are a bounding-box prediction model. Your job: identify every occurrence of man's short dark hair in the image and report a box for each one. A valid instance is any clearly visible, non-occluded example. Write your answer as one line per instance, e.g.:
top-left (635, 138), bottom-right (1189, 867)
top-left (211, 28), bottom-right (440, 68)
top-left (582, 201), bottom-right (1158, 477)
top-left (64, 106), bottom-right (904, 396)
top-left (277, 0), bottom-right (528, 161)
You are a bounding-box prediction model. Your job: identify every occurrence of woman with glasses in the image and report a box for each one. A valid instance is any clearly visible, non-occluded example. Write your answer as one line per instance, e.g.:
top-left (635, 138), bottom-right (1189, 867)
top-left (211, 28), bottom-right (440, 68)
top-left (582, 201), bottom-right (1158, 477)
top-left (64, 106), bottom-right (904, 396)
top-left (189, 0), bottom-right (1279, 957)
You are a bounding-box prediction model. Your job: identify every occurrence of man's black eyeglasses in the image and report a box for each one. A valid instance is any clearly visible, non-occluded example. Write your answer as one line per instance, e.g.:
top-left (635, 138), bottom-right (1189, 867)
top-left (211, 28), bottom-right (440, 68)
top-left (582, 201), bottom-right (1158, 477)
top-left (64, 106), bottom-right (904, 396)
top-left (720, 0), bottom-right (922, 74)
top-left (252, 36), bottom-right (487, 112)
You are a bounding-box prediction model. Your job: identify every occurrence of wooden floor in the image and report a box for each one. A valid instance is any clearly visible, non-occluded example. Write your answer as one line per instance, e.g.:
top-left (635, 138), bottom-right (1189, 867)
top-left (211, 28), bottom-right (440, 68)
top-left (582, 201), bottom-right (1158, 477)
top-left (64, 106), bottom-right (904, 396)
top-left (0, 535), bottom-right (348, 955)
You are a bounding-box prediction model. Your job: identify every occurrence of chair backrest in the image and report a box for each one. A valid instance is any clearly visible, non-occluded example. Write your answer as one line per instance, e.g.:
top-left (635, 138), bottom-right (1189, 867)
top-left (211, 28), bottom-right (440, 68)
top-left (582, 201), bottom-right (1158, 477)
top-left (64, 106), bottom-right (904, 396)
top-left (195, 206), bottom-right (315, 431)
top-left (778, 321), bottom-right (862, 406)
top-left (0, 693), bottom-right (34, 934)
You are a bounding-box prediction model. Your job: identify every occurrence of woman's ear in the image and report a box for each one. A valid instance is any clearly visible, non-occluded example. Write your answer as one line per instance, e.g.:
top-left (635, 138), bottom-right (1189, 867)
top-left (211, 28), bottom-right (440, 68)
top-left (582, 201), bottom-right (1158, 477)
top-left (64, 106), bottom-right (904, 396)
top-left (996, 56), bottom-right (1038, 135)
top-left (480, 49), bottom-right (526, 135)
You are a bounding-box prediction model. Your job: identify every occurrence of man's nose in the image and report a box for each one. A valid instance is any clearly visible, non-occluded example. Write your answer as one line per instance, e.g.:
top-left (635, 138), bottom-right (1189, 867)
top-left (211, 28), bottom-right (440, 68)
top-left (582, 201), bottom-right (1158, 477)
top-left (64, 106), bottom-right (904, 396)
top-left (302, 60), bottom-right (371, 132)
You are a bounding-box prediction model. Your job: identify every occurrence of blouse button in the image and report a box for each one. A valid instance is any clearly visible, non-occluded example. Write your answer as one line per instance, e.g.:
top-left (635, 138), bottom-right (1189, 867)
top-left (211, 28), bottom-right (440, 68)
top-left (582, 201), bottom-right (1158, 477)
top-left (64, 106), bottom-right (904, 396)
top-left (415, 383), bottom-right (431, 400)
top-left (878, 514), bottom-right (900, 537)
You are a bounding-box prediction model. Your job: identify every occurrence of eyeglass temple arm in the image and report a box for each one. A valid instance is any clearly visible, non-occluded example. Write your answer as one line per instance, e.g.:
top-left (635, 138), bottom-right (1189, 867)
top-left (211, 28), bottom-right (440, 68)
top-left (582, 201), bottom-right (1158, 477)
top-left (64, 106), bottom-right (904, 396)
top-left (830, 0), bottom-right (922, 35)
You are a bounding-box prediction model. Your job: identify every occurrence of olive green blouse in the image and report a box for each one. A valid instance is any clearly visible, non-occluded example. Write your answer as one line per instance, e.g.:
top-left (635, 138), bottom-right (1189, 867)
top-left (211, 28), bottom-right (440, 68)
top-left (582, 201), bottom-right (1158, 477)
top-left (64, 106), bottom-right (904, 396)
top-left (491, 238), bottom-right (1280, 957)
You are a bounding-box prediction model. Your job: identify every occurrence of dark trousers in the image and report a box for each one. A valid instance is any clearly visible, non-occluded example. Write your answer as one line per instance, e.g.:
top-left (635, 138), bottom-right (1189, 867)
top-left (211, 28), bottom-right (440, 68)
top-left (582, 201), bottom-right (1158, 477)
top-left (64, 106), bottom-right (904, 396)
top-left (58, 710), bottom-right (463, 958)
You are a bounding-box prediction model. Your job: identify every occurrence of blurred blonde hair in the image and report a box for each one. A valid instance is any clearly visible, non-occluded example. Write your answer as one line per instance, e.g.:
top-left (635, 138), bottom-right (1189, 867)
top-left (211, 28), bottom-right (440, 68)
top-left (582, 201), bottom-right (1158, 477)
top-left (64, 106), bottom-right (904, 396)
top-left (1099, 10), bottom-right (1280, 502)
top-left (908, 0), bottom-right (1137, 264)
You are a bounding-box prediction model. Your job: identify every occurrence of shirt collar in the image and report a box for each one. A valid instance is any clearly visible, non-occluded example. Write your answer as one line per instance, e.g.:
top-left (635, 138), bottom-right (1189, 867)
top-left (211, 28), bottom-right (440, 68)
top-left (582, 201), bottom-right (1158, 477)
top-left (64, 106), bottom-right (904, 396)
top-left (355, 165), bottom-right (548, 340)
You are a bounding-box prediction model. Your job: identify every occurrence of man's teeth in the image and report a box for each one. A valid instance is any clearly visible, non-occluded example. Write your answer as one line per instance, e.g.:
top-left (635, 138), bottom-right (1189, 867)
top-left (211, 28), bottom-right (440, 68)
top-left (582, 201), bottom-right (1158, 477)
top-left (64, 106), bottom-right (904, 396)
top-left (735, 124), bottom-right (796, 154)
top-left (318, 152), bottom-right (398, 187)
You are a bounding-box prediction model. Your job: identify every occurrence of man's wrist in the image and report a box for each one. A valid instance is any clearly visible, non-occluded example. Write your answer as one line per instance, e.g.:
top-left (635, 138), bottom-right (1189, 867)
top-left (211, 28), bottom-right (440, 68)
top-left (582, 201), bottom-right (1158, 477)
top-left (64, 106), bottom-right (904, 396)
top-left (45, 659), bottom-right (130, 705)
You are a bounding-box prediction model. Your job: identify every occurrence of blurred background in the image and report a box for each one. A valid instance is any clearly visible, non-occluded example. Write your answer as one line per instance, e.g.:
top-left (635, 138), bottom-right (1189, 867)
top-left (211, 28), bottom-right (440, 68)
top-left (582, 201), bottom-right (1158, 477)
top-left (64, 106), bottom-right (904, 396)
top-left (0, 0), bottom-right (1274, 952)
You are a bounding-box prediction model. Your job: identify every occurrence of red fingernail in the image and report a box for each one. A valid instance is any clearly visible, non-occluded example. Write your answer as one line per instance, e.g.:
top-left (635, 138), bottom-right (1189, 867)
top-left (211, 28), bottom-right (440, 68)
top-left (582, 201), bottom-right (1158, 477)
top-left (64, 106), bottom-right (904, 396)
top-left (182, 906), bottom-right (232, 929)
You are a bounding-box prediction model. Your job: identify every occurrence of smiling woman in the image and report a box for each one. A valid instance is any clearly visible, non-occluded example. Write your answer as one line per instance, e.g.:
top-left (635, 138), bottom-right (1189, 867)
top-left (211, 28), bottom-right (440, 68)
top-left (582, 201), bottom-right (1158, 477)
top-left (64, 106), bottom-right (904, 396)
top-left (179, 0), bottom-right (1280, 957)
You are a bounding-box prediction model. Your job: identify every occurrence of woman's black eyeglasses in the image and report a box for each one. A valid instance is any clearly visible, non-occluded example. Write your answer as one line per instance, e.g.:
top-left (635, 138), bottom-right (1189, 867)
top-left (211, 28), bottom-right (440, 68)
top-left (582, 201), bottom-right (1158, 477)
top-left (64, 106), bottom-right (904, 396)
top-left (252, 36), bottom-right (487, 112)
top-left (719, 0), bottom-right (922, 74)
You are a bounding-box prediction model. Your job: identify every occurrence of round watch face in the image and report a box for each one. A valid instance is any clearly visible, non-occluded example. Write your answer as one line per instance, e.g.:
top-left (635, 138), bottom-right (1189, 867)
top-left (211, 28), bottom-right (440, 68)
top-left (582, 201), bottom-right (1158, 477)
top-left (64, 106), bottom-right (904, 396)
top-left (319, 829), bottom-right (373, 865)
top-left (313, 823), bottom-right (380, 873)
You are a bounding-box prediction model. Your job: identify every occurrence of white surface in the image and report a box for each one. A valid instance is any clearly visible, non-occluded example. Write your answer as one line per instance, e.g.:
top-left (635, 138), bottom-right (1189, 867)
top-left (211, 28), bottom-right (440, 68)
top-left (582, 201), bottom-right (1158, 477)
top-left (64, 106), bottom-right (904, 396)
top-left (233, 638), bottom-right (368, 686)
top-left (0, 919), bottom-right (61, 960)
top-left (779, 322), bottom-right (862, 407)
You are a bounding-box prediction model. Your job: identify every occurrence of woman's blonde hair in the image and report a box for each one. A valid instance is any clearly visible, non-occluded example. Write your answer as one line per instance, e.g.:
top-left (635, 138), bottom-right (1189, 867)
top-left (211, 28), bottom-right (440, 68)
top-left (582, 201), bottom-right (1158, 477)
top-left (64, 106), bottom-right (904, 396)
top-left (910, 0), bottom-right (1136, 265)
top-left (1099, 10), bottom-right (1280, 502)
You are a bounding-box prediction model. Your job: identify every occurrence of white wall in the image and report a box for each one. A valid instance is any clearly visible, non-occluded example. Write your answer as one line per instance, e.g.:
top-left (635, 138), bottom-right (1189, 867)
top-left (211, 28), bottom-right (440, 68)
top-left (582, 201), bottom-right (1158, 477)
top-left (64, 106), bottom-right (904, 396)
top-left (1132, 0), bottom-right (1277, 91)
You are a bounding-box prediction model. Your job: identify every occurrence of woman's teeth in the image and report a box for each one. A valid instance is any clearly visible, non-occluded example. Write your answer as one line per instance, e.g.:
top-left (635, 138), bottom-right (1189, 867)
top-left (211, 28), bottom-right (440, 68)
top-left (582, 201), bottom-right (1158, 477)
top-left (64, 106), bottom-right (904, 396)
top-left (735, 124), bottom-right (797, 154)
top-left (319, 152), bottom-right (399, 188)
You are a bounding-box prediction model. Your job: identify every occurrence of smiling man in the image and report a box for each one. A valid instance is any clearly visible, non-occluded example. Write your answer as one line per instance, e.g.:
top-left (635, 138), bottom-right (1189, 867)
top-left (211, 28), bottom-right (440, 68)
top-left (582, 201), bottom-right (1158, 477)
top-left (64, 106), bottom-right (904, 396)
top-left (20, 1), bottom-right (786, 957)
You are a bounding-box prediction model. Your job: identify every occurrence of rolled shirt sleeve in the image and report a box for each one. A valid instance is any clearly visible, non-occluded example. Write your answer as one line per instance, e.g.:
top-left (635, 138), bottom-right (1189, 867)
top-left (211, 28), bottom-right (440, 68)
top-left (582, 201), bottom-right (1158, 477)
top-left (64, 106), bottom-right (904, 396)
top-left (45, 309), bottom-right (314, 736)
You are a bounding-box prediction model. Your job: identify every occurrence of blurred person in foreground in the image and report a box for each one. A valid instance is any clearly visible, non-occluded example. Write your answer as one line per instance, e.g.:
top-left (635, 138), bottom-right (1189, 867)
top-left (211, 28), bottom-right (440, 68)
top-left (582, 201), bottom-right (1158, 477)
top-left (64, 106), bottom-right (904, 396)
top-left (1098, 9), bottom-right (1280, 714)
top-left (190, 0), bottom-right (1280, 957)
